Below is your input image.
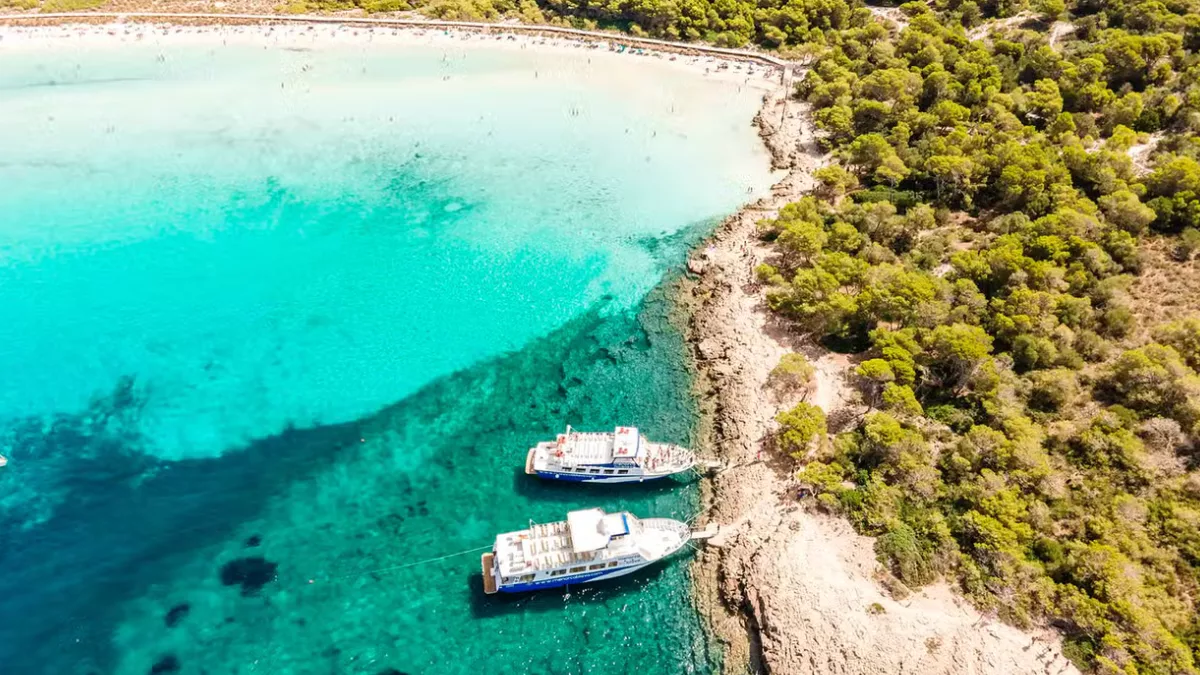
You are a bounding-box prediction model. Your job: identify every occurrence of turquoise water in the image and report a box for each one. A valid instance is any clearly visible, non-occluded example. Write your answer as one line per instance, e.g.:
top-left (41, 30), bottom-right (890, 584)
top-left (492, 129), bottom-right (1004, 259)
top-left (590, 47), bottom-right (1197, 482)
top-left (0, 32), bottom-right (772, 675)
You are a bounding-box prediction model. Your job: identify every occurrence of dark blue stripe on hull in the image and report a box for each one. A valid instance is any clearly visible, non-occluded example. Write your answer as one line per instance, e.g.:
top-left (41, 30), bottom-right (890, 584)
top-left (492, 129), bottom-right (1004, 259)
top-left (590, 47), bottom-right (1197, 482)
top-left (497, 569), bottom-right (624, 593)
top-left (533, 471), bottom-right (669, 482)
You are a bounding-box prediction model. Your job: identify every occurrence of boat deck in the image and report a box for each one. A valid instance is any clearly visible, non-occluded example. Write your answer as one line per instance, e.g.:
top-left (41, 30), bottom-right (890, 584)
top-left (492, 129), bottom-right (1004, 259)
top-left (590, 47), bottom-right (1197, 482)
top-left (562, 432), bottom-right (616, 465)
top-left (481, 553), bottom-right (497, 594)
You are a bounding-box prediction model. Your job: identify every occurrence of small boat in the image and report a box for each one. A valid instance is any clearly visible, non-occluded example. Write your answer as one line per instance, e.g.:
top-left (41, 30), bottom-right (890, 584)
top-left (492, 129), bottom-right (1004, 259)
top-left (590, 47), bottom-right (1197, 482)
top-left (0, 454), bottom-right (6, 468)
top-left (525, 426), bottom-right (699, 483)
top-left (481, 507), bottom-right (691, 594)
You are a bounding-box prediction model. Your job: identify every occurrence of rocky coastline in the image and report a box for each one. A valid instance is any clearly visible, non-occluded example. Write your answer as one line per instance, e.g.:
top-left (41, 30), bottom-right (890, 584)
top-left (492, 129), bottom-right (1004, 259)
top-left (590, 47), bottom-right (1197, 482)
top-left (678, 78), bottom-right (1081, 675)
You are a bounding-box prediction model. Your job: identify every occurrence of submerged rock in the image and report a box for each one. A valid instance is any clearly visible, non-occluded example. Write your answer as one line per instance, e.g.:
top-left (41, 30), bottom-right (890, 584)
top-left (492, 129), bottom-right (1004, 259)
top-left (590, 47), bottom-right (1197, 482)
top-left (163, 603), bottom-right (190, 628)
top-left (377, 669), bottom-right (411, 675)
top-left (149, 655), bottom-right (180, 674)
top-left (219, 556), bottom-right (278, 596)
top-left (244, 534), bottom-right (262, 548)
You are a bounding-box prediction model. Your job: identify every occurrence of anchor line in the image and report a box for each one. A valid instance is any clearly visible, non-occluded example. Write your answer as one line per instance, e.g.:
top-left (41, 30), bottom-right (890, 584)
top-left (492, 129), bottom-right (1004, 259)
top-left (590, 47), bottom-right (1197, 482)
top-left (312, 544), bottom-right (493, 584)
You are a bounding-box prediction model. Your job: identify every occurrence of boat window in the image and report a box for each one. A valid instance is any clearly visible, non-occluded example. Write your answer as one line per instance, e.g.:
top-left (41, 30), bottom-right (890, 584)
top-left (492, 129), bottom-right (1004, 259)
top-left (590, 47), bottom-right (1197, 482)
top-left (520, 574), bottom-right (535, 582)
top-left (617, 470), bottom-right (629, 475)
top-left (570, 567), bottom-right (585, 573)
top-left (589, 564), bottom-right (605, 571)
top-left (590, 468), bottom-right (600, 474)
top-left (603, 469), bottom-right (614, 475)
top-left (608, 561), bottom-right (620, 568)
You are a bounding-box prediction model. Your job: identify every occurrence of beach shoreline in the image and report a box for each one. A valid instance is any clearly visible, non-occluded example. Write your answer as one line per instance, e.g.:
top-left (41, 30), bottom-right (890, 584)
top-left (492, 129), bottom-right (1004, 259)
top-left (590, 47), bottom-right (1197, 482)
top-left (0, 17), bottom-right (793, 113)
top-left (0, 11), bottom-right (789, 67)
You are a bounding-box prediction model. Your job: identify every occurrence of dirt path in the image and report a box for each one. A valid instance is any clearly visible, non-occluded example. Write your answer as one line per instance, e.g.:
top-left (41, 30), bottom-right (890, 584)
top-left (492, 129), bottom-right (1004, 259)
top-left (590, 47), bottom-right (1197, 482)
top-left (866, 6), bottom-right (909, 31)
top-left (1049, 20), bottom-right (1075, 48)
top-left (1129, 132), bottom-right (1163, 175)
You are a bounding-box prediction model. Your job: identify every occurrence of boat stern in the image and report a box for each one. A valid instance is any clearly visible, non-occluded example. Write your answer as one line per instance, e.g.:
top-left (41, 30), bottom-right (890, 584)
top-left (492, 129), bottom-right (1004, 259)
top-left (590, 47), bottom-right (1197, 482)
top-left (481, 552), bottom-right (498, 595)
top-left (526, 440), bottom-right (559, 475)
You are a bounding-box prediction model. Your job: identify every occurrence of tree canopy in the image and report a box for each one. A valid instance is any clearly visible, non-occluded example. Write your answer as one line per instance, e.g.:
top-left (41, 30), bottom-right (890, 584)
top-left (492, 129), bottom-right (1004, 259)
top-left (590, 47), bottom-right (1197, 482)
top-left (765, 1), bottom-right (1200, 673)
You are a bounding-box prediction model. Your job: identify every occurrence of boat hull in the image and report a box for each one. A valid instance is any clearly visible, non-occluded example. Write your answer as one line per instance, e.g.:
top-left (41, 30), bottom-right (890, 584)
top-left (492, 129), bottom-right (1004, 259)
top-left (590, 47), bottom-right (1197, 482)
top-left (532, 469), bottom-right (679, 484)
top-left (494, 561), bottom-right (653, 593)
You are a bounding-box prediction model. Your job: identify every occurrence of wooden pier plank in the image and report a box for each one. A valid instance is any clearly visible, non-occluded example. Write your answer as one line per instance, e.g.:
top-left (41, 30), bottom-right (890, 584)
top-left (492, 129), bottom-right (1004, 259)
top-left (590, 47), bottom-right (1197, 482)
top-left (481, 553), bottom-right (498, 595)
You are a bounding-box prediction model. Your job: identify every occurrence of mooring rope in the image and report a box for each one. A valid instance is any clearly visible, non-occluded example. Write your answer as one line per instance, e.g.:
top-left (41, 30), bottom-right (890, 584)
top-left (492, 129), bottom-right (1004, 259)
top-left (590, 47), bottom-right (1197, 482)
top-left (308, 544), bottom-right (492, 584)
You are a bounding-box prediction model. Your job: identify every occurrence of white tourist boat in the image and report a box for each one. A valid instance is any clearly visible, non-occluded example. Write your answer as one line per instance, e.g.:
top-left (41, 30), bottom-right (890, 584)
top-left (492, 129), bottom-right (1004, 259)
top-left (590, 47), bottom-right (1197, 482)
top-left (524, 426), bottom-right (700, 483)
top-left (481, 507), bottom-right (692, 594)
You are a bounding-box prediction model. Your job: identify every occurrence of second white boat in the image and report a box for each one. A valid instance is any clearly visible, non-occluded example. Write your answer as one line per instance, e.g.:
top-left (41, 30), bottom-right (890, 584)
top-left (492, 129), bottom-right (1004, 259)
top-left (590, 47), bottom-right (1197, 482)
top-left (525, 425), bottom-right (697, 483)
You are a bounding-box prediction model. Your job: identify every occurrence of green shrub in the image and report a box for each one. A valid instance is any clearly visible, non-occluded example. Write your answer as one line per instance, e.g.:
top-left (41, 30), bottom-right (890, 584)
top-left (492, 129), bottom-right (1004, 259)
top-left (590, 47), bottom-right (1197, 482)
top-left (39, 0), bottom-right (104, 9)
top-left (925, 404), bottom-right (975, 433)
top-left (876, 521), bottom-right (935, 586)
top-left (1027, 369), bottom-right (1079, 413)
top-left (1155, 316), bottom-right (1200, 371)
top-left (1178, 228), bottom-right (1200, 261)
top-left (769, 353), bottom-right (816, 395)
top-left (776, 402), bottom-right (827, 458)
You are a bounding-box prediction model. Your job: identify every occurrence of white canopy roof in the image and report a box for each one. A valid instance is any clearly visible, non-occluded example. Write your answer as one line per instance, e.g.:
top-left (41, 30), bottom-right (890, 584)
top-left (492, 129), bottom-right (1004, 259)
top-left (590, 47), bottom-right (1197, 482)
top-left (613, 426), bottom-right (641, 458)
top-left (567, 508), bottom-right (630, 553)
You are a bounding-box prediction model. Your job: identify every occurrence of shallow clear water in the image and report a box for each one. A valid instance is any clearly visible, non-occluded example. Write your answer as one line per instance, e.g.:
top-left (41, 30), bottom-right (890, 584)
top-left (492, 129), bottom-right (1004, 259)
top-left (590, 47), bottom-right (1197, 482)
top-left (0, 33), bottom-right (772, 675)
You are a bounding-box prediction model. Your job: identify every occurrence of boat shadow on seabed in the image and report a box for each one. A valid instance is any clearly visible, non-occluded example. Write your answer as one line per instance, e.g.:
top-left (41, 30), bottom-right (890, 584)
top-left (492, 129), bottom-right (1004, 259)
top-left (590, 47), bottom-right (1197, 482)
top-left (464, 553), bottom-right (694, 619)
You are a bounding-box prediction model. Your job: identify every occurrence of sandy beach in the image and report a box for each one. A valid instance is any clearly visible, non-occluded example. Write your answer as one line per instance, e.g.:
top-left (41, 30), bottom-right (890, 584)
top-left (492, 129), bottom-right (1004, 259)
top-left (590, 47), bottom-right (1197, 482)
top-left (0, 12), bottom-right (787, 70)
top-left (0, 15), bottom-right (1082, 674)
top-left (0, 19), bottom-right (789, 137)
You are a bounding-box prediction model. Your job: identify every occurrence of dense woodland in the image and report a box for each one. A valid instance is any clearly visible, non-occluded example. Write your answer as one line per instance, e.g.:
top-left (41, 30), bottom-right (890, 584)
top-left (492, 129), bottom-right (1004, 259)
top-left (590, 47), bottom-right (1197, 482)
top-left (747, 3), bottom-right (1200, 675)
top-left (296, 0), bottom-right (858, 41)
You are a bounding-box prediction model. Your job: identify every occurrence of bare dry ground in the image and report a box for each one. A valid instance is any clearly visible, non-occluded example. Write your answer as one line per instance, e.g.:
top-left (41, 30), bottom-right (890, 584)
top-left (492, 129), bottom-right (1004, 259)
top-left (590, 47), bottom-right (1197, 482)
top-left (1129, 235), bottom-right (1200, 339)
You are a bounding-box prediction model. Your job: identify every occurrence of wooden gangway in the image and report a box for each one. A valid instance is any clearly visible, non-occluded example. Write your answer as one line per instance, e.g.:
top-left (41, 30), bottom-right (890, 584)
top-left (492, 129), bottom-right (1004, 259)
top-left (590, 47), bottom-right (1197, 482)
top-left (690, 522), bottom-right (721, 541)
top-left (481, 552), bottom-right (498, 595)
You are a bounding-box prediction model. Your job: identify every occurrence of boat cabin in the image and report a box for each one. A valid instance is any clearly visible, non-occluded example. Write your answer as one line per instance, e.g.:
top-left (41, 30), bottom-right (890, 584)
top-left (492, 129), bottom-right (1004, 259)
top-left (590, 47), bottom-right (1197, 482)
top-left (526, 425), bottom-right (696, 483)
top-left (490, 508), bottom-right (646, 588)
